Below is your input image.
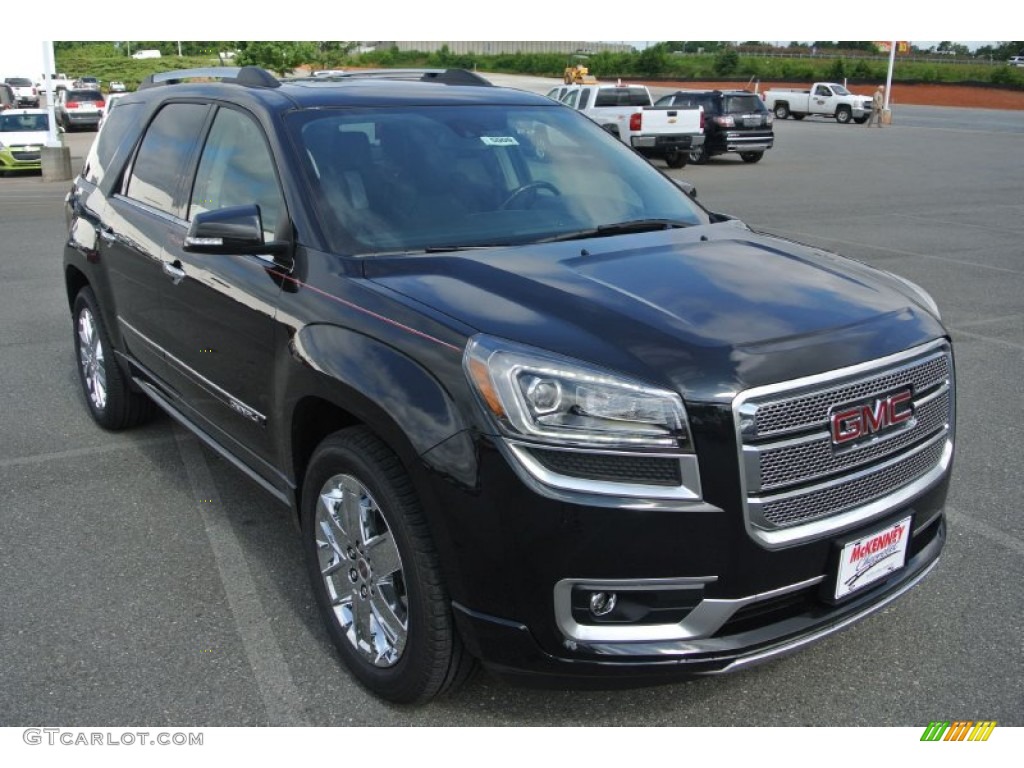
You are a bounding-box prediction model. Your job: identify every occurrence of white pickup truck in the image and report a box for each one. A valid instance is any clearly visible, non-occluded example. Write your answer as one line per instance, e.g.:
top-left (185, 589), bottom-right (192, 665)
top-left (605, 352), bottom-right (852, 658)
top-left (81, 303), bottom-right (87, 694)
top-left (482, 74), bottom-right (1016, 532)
top-left (37, 73), bottom-right (76, 95)
top-left (555, 83), bottom-right (704, 168)
top-left (761, 82), bottom-right (873, 124)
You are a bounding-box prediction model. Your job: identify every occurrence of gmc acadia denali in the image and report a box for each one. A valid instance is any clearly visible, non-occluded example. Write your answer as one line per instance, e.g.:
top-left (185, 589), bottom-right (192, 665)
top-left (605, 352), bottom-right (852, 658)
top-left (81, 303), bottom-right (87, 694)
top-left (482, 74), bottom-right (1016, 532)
top-left (62, 67), bottom-right (954, 703)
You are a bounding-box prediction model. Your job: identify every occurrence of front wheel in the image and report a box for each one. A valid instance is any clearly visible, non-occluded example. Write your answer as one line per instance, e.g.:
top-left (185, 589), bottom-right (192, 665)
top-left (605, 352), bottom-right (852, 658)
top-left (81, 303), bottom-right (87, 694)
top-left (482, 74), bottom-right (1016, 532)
top-left (72, 287), bottom-right (155, 429)
top-left (836, 106), bottom-right (852, 124)
top-left (302, 427), bottom-right (475, 703)
top-left (665, 149), bottom-right (688, 168)
top-left (773, 103), bottom-right (790, 120)
top-left (739, 152), bottom-right (764, 164)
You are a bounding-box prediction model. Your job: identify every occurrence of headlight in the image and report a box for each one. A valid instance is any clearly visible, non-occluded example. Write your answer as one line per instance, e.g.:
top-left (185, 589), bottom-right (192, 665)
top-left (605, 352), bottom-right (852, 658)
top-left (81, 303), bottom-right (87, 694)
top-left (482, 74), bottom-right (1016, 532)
top-left (464, 334), bottom-right (692, 450)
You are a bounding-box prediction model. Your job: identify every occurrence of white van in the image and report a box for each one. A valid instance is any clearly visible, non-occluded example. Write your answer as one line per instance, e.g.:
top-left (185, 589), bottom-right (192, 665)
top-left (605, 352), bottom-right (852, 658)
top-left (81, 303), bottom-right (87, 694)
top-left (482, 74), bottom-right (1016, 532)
top-left (131, 49), bottom-right (162, 60)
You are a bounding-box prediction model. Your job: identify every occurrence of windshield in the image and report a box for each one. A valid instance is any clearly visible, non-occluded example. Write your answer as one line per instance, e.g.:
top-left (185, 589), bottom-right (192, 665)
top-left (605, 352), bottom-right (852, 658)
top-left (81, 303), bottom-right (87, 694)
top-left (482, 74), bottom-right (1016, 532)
top-left (0, 113), bottom-right (49, 132)
top-left (831, 85), bottom-right (851, 96)
top-left (289, 104), bottom-right (706, 255)
top-left (5, 78), bottom-right (32, 87)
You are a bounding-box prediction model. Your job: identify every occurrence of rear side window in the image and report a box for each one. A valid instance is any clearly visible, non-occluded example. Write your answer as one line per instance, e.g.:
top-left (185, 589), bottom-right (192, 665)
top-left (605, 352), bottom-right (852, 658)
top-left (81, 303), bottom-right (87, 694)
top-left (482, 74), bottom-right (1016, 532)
top-left (188, 108), bottom-right (285, 239)
top-left (125, 103), bottom-right (209, 215)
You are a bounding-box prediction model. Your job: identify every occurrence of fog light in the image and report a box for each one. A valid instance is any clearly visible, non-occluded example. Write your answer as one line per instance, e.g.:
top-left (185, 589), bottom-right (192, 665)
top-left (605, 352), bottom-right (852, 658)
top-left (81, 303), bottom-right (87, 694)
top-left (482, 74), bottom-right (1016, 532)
top-left (589, 591), bottom-right (617, 617)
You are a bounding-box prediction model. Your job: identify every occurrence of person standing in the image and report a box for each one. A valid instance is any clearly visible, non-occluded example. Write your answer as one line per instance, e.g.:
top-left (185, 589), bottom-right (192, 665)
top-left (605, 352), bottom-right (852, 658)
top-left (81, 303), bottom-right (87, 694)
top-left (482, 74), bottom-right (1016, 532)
top-left (867, 85), bottom-right (885, 127)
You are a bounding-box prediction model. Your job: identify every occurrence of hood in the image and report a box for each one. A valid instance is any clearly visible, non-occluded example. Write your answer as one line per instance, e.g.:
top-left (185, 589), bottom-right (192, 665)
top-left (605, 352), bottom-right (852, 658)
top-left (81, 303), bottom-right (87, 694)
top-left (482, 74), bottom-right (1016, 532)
top-left (0, 129), bottom-right (48, 147)
top-left (364, 225), bottom-right (947, 400)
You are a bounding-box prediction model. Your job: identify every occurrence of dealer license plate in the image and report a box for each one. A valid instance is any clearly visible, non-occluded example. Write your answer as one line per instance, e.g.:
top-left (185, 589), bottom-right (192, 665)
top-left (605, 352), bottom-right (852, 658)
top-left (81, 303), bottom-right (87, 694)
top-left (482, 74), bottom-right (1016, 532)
top-left (835, 516), bottom-right (912, 600)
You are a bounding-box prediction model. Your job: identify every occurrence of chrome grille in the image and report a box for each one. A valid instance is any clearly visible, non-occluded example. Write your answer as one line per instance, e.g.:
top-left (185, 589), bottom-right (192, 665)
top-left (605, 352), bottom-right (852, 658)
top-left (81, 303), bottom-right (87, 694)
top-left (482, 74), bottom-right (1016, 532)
top-left (758, 438), bottom-right (946, 528)
top-left (756, 389), bottom-right (949, 491)
top-left (753, 353), bottom-right (949, 437)
top-left (734, 341), bottom-right (954, 543)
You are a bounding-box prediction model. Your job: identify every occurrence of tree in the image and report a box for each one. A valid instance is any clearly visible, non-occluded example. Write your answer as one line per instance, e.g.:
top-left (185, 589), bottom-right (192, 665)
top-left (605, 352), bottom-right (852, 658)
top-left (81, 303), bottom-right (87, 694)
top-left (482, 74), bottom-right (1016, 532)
top-left (236, 41), bottom-right (317, 75)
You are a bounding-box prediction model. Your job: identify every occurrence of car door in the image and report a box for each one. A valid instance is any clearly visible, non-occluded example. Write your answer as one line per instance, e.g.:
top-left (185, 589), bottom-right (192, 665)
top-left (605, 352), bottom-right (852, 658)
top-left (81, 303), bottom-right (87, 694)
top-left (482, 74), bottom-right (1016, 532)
top-left (101, 101), bottom-right (211, 391)
top-left (157, 105), bottom-right (288, 470)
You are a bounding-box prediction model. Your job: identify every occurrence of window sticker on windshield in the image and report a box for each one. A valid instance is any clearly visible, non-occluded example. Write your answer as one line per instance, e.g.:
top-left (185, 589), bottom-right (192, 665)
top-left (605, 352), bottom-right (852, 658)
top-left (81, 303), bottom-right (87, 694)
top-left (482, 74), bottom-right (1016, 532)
top-left (480, 136), bottom-right (519, 146)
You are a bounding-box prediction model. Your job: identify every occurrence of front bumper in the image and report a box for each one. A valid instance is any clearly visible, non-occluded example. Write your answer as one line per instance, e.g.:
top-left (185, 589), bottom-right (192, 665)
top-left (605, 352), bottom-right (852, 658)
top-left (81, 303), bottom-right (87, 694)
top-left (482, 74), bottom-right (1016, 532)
top-left (0, 146), bottom-right (42, 170)
top-left (426, 424), bottom-right (950, 684)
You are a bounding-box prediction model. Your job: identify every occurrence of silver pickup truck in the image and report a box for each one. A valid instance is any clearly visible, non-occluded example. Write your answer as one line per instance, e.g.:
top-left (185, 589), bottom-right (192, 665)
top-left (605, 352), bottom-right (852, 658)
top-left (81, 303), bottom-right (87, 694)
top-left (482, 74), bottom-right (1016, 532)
top-left (552, 82), bottom-right (704, 168)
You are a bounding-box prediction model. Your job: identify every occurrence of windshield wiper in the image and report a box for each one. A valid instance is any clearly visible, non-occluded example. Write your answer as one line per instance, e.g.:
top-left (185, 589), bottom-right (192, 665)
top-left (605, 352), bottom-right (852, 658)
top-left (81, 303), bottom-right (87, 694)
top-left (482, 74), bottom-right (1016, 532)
top-left (422, 244), bottom-right (503, 253)
top-left (536, 219), bottom-right (693, 244)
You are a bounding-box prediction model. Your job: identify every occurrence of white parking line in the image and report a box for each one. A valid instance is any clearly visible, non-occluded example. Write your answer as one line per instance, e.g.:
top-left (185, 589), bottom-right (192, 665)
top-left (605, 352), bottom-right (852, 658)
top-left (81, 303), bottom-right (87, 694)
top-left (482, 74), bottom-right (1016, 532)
top-left (173, 426), bottom-right (309, 726)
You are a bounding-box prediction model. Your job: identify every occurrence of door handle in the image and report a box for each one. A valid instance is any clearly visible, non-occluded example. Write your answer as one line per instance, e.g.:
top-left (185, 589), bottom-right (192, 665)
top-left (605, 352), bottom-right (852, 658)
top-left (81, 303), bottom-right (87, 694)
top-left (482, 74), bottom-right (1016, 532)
top-left (162, 260), bottom-right (186, 285)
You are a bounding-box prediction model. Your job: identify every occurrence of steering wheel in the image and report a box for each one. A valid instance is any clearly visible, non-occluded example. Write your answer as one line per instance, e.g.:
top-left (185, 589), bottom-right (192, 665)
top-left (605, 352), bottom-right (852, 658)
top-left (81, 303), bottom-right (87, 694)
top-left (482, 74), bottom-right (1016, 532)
top-left (500, 181), bottom-right (561, 210)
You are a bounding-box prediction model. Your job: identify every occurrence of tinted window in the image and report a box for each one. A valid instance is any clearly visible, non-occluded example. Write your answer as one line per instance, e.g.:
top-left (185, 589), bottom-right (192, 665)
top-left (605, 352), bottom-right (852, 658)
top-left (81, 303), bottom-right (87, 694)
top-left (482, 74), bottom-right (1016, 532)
top-left (66, 90), bottom-right (104, 103)
top-left (125, 103), bottom-right (208, 215)
top-left (594, 88), bottom-right (650, 107)
top-left (0, 113), bottom-right (49, 132)
top-left (86, 102), bottom-right (144, 185)
top-left (723, 94), bottom-right (765, 113)
top-left (290, 105), bottom-right (705, 255)
top-left (5, 78), bottom-right (32, 87)
top-left (189, 108), bottom-right (285, 239)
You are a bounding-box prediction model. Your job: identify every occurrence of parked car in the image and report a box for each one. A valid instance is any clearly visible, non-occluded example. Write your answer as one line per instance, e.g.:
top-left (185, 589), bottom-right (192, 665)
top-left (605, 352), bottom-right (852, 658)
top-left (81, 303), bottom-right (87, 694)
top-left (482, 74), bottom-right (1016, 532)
top-left (54, 88), bottom-right (105, 131)
top-left (3, 77), bottom-right (40, 108)
top-left (63, 66), bottom-right (953, 704)
top-left (109, 81), bottom-right (127, 93)
top-left (0, 83), bottom-right (15, 111)
top-left (1008, 56), bottom-right (1024, 67)
top-left (0, 109), bottom-right (49, 173)
top-left (654, 89), bottom-right (774, 164)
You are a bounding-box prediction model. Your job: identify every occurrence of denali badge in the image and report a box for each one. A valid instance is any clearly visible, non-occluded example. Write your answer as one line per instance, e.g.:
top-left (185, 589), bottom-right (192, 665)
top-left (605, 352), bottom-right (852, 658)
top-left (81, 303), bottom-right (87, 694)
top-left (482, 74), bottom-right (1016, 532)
top-left (829, 387), bottom-right (914, 449)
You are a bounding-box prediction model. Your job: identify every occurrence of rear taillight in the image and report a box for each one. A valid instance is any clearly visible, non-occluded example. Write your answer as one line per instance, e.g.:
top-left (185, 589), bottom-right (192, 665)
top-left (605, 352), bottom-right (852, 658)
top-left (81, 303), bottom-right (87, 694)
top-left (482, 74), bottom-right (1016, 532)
top-left (66, 101), bottom-right (79, 108)
top-left (713, 116), bottom-right (735, 128)
top-left (96, 101), bottom-right (105, 108)
top-left (629, 112), bottom-right (642, 132)
top-left (700, 110), bottom-right (705, 130)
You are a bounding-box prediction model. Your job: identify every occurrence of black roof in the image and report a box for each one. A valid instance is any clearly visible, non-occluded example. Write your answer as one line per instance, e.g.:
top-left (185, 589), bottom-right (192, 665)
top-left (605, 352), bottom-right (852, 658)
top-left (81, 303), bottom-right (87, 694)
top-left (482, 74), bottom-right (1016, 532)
top-left (132, 66), bottom-right (553, 110)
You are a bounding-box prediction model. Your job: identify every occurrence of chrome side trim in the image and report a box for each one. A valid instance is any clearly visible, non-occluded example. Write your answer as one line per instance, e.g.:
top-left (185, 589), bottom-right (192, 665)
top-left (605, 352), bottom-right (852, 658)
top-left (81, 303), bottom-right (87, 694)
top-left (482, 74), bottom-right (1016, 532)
top-left (506, 441), bottom-right (702, 502)
top-left (118, 317), bottom-right (267, 427)
top-left (554, 575), bottom-right (822, 643)
top-left (708, 558), bottom-right (939, 674)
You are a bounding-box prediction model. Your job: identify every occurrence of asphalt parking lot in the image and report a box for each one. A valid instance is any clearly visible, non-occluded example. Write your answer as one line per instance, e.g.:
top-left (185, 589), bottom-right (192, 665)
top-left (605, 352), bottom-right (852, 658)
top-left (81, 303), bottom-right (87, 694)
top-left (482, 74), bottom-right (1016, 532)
top-left (1, 75), bottom-right (1022, 727)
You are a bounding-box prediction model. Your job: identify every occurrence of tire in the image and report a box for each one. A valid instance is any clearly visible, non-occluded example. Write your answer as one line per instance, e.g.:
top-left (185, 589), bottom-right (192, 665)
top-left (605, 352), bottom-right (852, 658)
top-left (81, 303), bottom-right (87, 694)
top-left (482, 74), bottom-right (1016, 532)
top-left (836, 106), bottom-right (853, 124)
top-left (739, 152), bottom-right (764, 164)
top-left (72, 287), bottom-right (156, 429)
top-left (773, 103), bottom-right (790, 120)
top-left (301, 426), bottom-right (475, 703)
top-left (688, 143), bottom-right (709, 165)
top-left (665, 149), bottom-right (687, 168)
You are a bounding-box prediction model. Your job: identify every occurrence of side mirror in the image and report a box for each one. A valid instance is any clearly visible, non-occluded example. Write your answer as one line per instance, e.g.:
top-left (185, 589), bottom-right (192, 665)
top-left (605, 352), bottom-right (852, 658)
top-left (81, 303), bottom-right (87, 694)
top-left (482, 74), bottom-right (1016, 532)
top-left (184, 204), bottom-right (291, 260)
top-left (673, 178), bottom-right (698, 199)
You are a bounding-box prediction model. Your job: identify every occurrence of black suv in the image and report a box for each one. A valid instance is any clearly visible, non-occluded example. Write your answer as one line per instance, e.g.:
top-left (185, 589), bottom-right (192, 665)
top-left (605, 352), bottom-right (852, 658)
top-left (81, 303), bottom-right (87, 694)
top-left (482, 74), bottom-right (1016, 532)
top-left (654, 89), bottom-right (774, 164)
top-left (63, 67), bottom-right (953, 703)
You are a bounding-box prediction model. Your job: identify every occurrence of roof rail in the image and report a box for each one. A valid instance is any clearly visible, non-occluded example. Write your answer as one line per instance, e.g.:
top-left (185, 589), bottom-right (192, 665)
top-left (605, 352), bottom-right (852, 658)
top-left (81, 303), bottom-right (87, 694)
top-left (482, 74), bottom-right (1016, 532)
top-left (138, 66), bottom-right (280, 90)
top-left (292, 68), bottom-right (492, 87)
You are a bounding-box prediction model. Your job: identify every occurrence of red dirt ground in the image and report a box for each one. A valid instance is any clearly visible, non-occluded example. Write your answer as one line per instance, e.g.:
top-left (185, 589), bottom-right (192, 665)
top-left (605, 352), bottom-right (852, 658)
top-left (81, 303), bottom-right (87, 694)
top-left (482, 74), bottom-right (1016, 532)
top-left (644, 81), bottom-right (1024, 110)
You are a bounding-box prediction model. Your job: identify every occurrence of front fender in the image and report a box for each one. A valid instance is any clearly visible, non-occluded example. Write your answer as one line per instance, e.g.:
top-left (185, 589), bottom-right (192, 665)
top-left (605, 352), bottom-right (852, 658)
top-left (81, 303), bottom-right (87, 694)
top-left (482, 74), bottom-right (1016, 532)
top-left (286, 322), bottom-right (472, 474)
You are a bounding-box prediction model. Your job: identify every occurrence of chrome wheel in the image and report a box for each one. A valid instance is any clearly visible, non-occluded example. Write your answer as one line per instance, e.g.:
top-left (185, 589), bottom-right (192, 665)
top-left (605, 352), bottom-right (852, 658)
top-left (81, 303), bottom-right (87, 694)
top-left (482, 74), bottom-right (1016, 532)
top-left (314, 473), bottom-right (408, 667)
top-left (77, 306), bottom-right (107, 411)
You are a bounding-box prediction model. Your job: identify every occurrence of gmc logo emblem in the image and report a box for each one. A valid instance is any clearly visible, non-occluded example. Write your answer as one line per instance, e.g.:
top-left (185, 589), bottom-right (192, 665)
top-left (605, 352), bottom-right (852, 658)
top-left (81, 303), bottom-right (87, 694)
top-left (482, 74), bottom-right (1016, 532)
top-left (830, 388), bottom-right (914, 448)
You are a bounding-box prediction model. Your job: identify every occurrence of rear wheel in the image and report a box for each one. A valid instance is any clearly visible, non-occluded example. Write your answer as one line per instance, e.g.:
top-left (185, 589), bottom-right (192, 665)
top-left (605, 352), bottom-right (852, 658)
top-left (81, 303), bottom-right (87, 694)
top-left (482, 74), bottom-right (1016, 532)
top-left (72, 287), bottom-right (156, 429)
top-left (302, 427), bottom-right (475, 703)
top-left (665, 149), bottom-right (687, 168)
top-left (688, 144), bottom-right (708, 165)
top-left (739, 152), bottom-right (764, 164)
top-left (773, 103), bottom-right (790, 120)
top-left (836, 106), bottom-right (853, 124)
